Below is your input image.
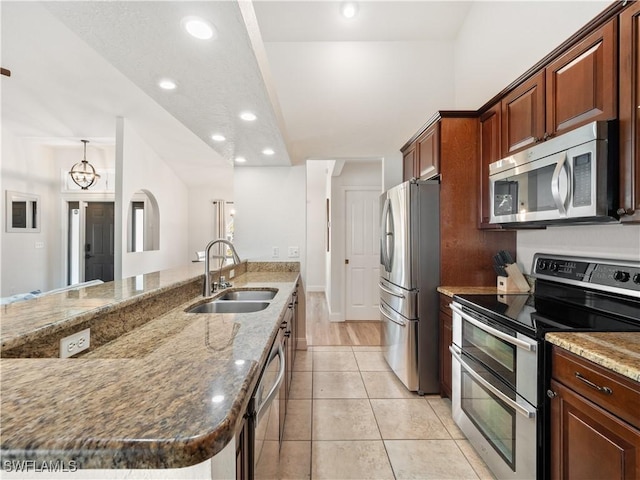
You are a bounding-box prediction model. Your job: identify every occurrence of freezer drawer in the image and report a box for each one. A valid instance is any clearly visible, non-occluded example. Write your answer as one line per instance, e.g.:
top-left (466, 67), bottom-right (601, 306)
top-left (380, 300), bottom-right (418, 391)
top-left (379, 278), bottom-right (417, 319)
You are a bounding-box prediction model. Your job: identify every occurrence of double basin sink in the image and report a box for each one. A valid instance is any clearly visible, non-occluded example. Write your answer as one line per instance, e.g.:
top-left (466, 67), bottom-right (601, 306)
top-left (187, 288), bottom-right (277, 314)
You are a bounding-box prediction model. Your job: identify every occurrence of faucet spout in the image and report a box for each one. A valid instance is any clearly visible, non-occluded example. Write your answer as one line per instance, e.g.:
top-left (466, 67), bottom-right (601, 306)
top-left (203, 239), bottom-right (241, 297)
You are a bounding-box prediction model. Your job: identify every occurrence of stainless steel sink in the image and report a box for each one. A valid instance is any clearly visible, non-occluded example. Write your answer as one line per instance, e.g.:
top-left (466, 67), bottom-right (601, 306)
top-left (187, 301), bottom-right (270, 314)
top-left (217, 289), bottom-right (277, 301)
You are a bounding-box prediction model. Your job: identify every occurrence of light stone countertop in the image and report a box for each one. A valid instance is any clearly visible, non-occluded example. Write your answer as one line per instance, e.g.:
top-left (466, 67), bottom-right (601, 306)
top-left (0, 266), bottom-right (300, 469)
top-left (437, 286), bottom-right (501, 297)
top-left (546, 332), bottom-right (640, 383)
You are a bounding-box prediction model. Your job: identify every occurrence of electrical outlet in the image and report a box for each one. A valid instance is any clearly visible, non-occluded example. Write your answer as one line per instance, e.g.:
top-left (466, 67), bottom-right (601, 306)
top-left (288, 246), bottom-right (300, 258)
top-left (60, 328), bottom-right (90, 358)
top-left (34, 241), bottom-right (44, 249)
top-left (272, 247), bottom-right (279, 258)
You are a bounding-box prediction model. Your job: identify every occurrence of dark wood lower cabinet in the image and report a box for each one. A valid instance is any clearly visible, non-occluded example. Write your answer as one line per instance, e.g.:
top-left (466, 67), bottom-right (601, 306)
top-left (549, 347), bottom-right (640, 480)
top-left (438, 294), bottom-right (452, 399)
top-left (236, 415), bottom-right (250, 480)
top-left (550, 380), bottom-right (640, 480)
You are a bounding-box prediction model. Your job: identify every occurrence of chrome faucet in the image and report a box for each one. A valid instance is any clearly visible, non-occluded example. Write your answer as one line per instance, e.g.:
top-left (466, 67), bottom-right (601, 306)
top-left (203, 239), bottom-right (241, 297)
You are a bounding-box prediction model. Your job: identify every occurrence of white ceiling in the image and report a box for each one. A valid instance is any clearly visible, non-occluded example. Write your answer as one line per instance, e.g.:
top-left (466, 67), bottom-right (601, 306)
top-left (1, 1), bottom-right (473, 182)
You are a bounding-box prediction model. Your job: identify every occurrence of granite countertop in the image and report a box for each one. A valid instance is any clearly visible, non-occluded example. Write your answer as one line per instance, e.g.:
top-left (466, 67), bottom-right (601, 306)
top-left (437, 286), bottom-right (501, 297)
top-left (546, 332), bottom-right (640, 383)
top-left (0, 267), bottom-right (300, 469)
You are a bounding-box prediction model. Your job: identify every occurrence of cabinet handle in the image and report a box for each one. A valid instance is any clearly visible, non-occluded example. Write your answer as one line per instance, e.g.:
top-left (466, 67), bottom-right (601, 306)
top-left (575, 372), bottom-right (612, 395)
top-left (543, 132), bottom-right (554, 141)
top-left (533, 137), bottom-right (542, 143)
top-left (546, 389), bottom-right (557, 399)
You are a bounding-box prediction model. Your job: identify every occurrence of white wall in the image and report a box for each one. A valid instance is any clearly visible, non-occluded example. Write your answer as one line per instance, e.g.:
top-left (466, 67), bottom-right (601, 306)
top-left (382, 151), bottom-right (403, 191)
top-left (453, 1), bottom-right (640, 267)
top-left (118, 119), bottom-right (190, 279)
top-left (328, 161), bottom-right (382, 320)
top-left (233, 166), bottom-right (306, 275)
top-left (187, 168), bottom-right (234, 259)
top-left (1, 133), bottom-right (58, 295)
top-left (1, 131), bottom-right (116, 296)
top-left (306, 161), bottom-right (330, 292)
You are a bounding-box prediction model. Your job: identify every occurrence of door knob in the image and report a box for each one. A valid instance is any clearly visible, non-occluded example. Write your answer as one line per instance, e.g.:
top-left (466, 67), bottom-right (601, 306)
top-left (345, 259), bottom-right (349, 264)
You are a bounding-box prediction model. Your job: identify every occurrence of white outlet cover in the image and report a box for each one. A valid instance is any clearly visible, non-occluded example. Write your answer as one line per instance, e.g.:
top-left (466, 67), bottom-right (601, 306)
top-left (60, 328), bottom-right (91, 358)
top-left (288, 246), bottom-right (299, 258)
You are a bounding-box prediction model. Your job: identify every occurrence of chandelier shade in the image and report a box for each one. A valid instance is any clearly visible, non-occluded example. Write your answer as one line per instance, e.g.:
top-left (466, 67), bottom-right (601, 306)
top-left (69, 139), bottom-right (100, 190)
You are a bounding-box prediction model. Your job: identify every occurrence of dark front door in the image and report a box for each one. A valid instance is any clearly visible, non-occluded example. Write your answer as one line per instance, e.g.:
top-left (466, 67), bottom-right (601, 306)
top-left (85, 202), bottom-right (114, 282)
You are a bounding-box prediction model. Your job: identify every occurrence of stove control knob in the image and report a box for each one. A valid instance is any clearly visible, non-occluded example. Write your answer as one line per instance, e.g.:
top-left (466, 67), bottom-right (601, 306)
top-left (613, 271), bottom-right (630, 283)
top-left (634, 273), bottom-right (640, 285)
top-left (549, 262), bottom-right (558, 272)
top-left (537, 259), bottom-right (547, 271)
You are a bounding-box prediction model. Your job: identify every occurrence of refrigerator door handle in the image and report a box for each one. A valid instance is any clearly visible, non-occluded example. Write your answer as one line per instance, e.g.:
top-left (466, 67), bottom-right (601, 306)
top-left (378, 282), bottom-right (405, 299)
top-left (380, 198), bottom-right (394, 272)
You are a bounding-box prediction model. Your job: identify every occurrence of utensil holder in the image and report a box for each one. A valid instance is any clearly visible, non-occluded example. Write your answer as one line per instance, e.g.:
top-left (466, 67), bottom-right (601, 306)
top-left (497, 264), bottom-right (530, 293)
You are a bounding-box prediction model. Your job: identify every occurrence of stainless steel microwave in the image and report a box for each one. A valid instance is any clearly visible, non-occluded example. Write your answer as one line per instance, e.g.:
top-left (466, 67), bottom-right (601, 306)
top-left (489, 121), bottom-right (618, 226)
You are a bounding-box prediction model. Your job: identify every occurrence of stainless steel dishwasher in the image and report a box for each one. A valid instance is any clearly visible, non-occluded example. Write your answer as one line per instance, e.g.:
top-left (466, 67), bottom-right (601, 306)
top-left (250, 329), bottom-right (285, 479)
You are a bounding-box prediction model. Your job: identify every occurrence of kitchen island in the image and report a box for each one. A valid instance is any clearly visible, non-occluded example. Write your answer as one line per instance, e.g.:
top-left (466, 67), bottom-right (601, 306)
top-left (0, 262), bottom-right (300, 478)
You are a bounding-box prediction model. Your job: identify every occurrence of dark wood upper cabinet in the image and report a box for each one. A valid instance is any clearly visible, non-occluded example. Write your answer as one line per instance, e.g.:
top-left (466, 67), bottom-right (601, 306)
top-left (500, 17), bottom-right (617, 157)
top-left (619, 1), bottom-right (640, 222)
top-left (417, 123), bottom-right (440, 180)
top-left (402, 142), bottom-right (418, 182)
top-left (479, 103), bottom-right (502, 228)
top-left (401, 123), bottom-right (441, 181)
top-left (546, 18), bottom-right (617, 136)
top-left (501, 71), bottom-right (546, 155)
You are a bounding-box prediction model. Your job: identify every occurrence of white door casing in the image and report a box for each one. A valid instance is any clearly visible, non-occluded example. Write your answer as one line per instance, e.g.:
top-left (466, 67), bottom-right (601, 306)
top-left (345, 188), bottom-right (380, 320)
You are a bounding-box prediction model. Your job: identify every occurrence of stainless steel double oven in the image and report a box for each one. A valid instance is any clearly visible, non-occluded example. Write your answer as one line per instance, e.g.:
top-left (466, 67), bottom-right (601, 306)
top-left (450, 298), bottom-right (538, 480)
top-left (450, 253), bottom-right (640, 480)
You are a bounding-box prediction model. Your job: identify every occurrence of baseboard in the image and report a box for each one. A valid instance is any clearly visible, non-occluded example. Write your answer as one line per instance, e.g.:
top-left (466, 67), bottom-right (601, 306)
top-left (296, 336), bottom-right (308, 350)
top-left (306, 285), bottom-right (325, 293)
top-left (329, 312), bottom-right (344, 322)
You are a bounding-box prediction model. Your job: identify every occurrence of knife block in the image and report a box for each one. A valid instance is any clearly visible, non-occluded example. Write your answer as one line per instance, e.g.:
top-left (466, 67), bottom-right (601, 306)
top-left (497, 264), bottom-right (530, 293)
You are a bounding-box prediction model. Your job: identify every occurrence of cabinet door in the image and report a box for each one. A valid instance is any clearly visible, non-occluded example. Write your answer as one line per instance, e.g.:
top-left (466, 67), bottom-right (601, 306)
top-left (620, 2), bottom-right (640, 222)
top-left (546, 18), bottom-right (617, 137)
top-left (479, 103), bottom-right (501, 228)
top-left (417, 123), bottom-right (440, 179)
top-left (438, 294), bottom-right (452, 399)
top-left (402, 143), bottom-right (417, 181)
top-left (501, 71), bottom-right (546, 155)
top-left (550, 379), bottom-right (640, 480)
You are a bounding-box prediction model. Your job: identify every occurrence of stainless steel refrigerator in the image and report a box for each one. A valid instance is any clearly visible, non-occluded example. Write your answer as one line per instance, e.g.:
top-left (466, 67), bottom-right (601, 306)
top-left (379, 179), bottom-right (440, 394)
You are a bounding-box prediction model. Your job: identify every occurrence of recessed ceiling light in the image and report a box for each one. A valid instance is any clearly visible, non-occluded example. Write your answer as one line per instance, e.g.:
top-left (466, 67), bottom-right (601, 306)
top-left (235, 156), bottom-right (247, 163)
top-left (211, 134), bottom-right (226, 142)
top-left (158, 79), bottom-right (177, 90)
top-left (182, 16), bottom-right (216, 40)
top-left (262, 148), bottom-right (275, 155)
top-left (240, 112), bottom-right (257, 122)
top-left (341, 2), bottom-right (358, 19)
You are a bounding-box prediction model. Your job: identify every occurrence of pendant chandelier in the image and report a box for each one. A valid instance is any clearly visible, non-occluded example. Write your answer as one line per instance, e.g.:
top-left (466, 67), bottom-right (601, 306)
top-left (69, 139), bottom-right (100, 190)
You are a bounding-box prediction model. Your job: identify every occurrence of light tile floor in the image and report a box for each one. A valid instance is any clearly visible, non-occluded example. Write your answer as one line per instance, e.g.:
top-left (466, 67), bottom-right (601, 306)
top-left (276, 345), bottom-right (496, 480)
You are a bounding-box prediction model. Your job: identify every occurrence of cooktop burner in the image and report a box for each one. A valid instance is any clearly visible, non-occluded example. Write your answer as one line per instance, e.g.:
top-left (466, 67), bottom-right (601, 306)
top-left (453, 254), bottom-right (640, 339)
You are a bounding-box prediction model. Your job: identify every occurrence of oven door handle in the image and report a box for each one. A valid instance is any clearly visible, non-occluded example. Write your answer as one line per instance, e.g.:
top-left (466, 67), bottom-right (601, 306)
top-left (450, 303), bottom-right (536, 352)
top-left (449, 345), bottom-right (536, 419)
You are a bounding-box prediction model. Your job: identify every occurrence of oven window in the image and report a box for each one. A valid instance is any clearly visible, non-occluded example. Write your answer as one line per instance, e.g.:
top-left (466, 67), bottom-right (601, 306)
top-left (462, 321), bottom-right (516, 388)
top-left (461, 367), bottom-right (516, 470)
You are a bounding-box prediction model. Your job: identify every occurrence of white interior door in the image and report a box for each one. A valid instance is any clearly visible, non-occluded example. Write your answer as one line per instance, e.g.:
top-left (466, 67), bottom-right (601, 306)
top-left (345, 189), bottom-right (380, 320)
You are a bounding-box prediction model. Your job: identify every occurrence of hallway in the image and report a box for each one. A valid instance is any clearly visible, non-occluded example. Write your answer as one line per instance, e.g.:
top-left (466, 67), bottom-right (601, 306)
top-left (275, 292), bottom-right (494, 479)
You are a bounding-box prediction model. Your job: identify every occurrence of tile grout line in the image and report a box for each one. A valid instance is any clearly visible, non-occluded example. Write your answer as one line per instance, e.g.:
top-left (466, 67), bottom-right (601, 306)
top-left (355, 345), bottom-right (398, 480)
